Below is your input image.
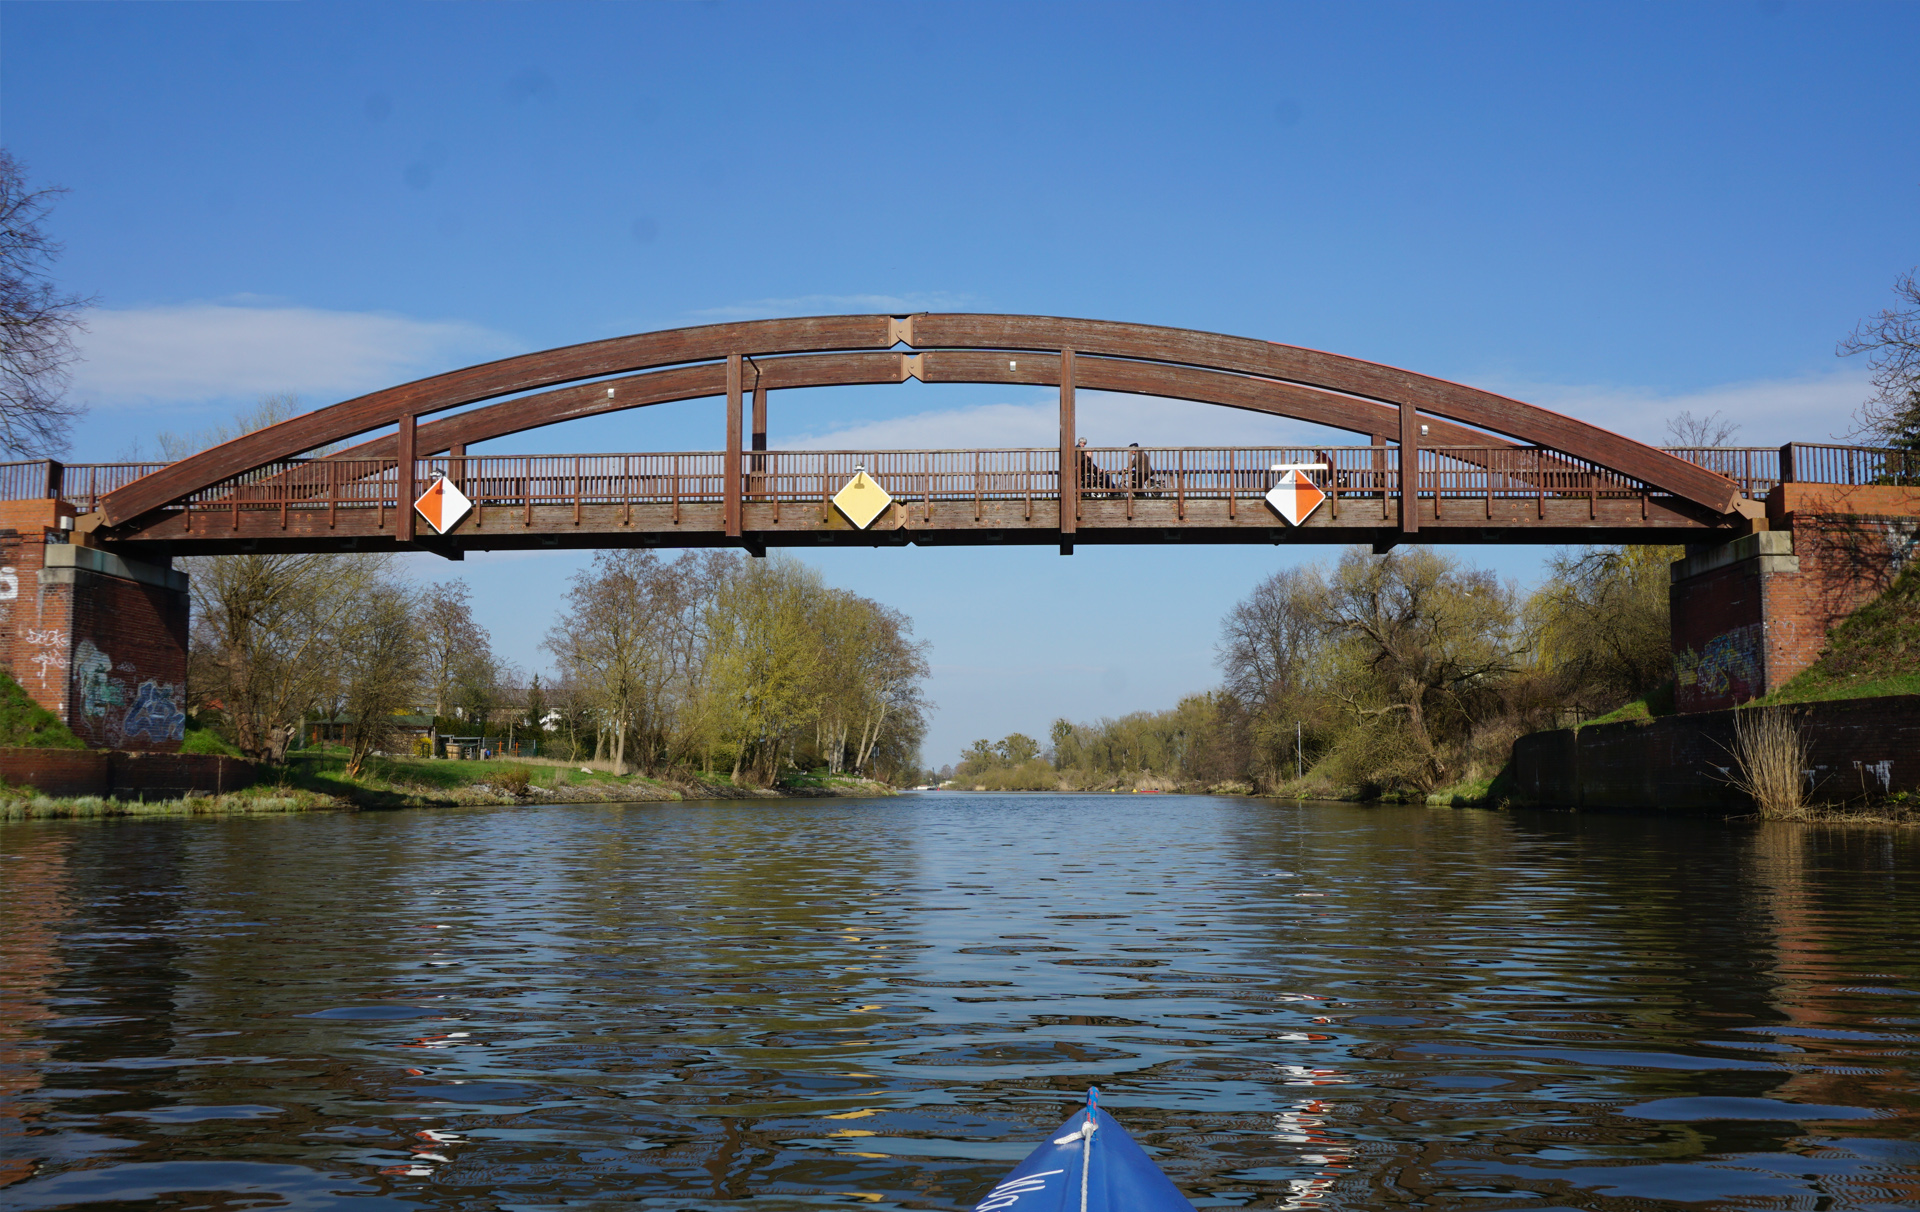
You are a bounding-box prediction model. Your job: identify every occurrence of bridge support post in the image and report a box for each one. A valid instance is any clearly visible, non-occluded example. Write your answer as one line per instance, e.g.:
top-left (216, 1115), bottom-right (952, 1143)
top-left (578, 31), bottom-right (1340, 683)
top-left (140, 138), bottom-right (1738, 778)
top-left (1059, 349), bottom-right (1076, 555)
top-left (725, 353), bottom-right (743, 539)
top-left (0, 500), bottom-right (189, 751)
top-left (396, 413), bottom-right (416, 543)
top-left (1398, 402), bottom-right (1419, 535)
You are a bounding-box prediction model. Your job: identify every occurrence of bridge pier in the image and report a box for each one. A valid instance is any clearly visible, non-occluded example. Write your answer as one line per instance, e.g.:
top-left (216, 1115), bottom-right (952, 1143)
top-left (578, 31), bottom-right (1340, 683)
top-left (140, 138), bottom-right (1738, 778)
top-left (0, 500), bottom-right (188, 750)
top-left (1669, 485), bottom-right (1920, 711)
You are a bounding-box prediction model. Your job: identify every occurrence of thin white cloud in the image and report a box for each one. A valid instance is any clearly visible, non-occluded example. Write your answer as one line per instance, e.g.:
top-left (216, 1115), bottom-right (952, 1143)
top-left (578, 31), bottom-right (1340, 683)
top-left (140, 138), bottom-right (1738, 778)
top-left (783, 371), bottom-right (1873, 452)
top-left (1481, 368), bottom-right (1870, 447)
top-left (690, 292), bottom-right (973, 321)
top-left (70, 303), bottom-right (520, 410)
top-left (784, 390), bottom-right (1364, 451)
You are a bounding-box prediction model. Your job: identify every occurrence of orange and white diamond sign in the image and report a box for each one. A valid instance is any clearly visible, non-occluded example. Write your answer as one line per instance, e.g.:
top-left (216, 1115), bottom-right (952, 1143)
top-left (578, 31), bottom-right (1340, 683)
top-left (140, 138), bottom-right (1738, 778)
top-left (414, 475), bottom-right (474, 534)
top-left (1264, 468), bottom-right (1326, 527)
top-left (832, 467), bottom-right (894, 530)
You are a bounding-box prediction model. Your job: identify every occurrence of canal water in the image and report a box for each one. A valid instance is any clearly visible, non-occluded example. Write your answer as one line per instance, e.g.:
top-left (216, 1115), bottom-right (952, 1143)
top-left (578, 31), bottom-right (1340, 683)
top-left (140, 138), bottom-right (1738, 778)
top-left (1, 795), bottom-right (1916, 1211)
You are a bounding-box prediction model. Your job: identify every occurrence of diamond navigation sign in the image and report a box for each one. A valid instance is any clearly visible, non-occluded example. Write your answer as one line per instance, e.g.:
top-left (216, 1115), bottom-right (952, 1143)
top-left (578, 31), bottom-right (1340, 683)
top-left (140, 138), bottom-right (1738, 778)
top-left (832, 466), bottom-right (895, 530)
top-left (1264, 463), bottom-right (1327, 527)
top-left (414, 475), bottom-right (474, 534)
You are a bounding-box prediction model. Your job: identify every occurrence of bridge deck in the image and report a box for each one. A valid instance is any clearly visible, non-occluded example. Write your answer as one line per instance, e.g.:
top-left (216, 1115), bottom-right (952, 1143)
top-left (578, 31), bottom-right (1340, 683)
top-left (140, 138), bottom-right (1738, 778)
top-left (9, 442), bottom-right (1915, 556)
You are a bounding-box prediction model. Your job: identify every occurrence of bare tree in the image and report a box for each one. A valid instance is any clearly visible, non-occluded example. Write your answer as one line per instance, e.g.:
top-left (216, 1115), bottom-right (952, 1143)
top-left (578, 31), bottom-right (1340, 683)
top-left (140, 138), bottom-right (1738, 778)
top-left (157, 393), bottom-right (312, 461)
top-left (1528, 544), bottom-right (1684, 708)
top-left (418, 580), bottom-right (490, 720)
top-left (1840, 269), bottom-right (1920, 449)
top-left (186, 551), bottom-right (384, 760)
top-left (1216, 565), bottom-right (1330, 709)
top-left (339, 579), bottom-right (427, 778)
top-left (1664, 409), bottom-right (1741, 448)
top-left (0, 150), bottom-right (89, 455)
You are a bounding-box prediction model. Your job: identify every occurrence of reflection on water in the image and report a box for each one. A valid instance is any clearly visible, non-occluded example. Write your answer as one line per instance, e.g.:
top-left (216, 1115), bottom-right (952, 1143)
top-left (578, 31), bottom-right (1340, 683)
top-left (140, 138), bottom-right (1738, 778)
top-left (1, 796), bottom-right (1916, 1211)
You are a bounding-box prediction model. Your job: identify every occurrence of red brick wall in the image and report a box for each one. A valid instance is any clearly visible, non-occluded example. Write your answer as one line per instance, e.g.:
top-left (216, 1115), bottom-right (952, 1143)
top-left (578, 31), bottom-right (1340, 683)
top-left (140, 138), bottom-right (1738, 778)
top-left (1769, 512), bottom-right (1918, 681)
top-left (0, 506), bottom-right (191, 752)
top-left (61, 569), bottom-right (189, 751)
top-left (1670, 512), bottom-right (1919, 713)
top-left (0, 502), bottom-right (63, 716)
top-left (0, 748), bottom-right (258, 799)
top-left (1670, 557), bottom-right (1769, 711)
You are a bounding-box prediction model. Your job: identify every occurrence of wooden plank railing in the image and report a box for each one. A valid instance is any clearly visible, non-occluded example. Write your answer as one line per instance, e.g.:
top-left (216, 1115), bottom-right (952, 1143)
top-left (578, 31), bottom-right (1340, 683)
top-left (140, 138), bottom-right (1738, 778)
top-left (5, 444), bottom-right (1913, 517)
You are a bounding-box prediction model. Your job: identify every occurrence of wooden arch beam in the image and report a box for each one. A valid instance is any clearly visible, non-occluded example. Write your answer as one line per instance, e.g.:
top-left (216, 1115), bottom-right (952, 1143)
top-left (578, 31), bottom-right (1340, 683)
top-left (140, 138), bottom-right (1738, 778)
top-left (323, 350), bottom-right (1509, 464)
top-left (908, 316), bottom-right (1738, 512)
top-left (98, 313), bottom-right (1739, 526)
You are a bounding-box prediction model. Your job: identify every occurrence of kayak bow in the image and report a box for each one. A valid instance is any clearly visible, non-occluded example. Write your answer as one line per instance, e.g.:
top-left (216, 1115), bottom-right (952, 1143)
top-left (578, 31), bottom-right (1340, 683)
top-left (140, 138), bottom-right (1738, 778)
top-left (971, 1088), bottom-right (1195, 1212)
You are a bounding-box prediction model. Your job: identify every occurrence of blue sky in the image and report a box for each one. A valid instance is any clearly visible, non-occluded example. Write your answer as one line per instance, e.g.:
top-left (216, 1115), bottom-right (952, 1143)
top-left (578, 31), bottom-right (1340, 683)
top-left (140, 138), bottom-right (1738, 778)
top-left (5, 1), bottom-right (1916, 766)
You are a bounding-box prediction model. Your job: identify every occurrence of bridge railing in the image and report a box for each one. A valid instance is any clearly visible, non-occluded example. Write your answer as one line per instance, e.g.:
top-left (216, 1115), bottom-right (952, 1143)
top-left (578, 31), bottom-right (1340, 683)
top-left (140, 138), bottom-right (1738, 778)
top-left (1781, 443), bottom-right (1920, 487)
top-left (133, 446), bottom-right (1669, 522)
top-left (4, 443), bottom-right (1914, 517)
top-left (1660, 448), bottom-right (1780, 497)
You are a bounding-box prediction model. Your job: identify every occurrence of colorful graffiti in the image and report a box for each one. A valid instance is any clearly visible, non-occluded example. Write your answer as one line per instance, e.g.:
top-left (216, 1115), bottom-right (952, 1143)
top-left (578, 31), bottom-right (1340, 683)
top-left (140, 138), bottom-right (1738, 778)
top-left (1674, 623), bottom-right (1764, 702)
top-left (66, 639), bottom-right (186, 746)
top-left (122, 680), bottom-right (186, 743)
top-left (74, 640), bottom-right (121, 719)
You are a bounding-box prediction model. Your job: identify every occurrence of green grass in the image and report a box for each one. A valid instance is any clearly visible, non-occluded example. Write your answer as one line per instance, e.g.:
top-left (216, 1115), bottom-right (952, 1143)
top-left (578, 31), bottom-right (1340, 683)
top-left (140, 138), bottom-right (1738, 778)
top-left (1761, 670), bottom-right (1920, 705)
top-left (1585, 682), bottom-right (1676, 726)
top-left (0, 784), bottom-right (339, 820)
top-left (1425, 774), bottom-right (1498, 806)
top-left (180, 723), bottom-right (244, 756)
top-left (0, 671), bottom-right (84, 748)
top-left (275, 746), bottom-right (677, 806)
top-left (1761, 562), bottom-right (1920, 706)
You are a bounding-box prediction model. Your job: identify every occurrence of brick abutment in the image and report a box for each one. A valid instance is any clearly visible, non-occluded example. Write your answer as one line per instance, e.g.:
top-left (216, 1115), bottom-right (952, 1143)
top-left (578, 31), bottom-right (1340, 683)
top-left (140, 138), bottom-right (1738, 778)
top-left (0, 501), bottom-right (190, 753)
top-left (1669, 485), bottom-right (1920, 712)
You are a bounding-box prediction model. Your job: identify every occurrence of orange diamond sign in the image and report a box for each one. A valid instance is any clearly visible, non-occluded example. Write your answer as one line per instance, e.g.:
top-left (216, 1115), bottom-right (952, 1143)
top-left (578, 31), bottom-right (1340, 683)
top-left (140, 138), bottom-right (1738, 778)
top-left (414, 475), bottom-right (473, 534)
top-left (1264, 468), bottom-right (1326, 526)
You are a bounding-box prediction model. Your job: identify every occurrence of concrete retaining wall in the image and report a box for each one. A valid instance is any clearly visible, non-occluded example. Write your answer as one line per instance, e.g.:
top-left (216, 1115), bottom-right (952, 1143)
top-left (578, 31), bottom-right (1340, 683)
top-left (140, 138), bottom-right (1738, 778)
top-left (0, 748), bottom-right (259, 799)
top-left (1508, 695), bottom-right (1920, 811)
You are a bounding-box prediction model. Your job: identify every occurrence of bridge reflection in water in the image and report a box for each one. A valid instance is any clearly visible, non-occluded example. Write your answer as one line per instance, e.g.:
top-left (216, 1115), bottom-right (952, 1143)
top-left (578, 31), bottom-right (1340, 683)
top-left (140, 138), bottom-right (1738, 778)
top-left (17, 441), bottom-right (1911, 557)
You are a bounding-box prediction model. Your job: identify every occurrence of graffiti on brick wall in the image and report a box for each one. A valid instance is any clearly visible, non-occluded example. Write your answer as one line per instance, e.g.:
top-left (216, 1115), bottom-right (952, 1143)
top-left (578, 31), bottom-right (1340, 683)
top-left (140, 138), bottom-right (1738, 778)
top-left (70, 638), bottom-right (186, 745)
top-left (75, 641), bottom-right (120, 717)
top-left (122, 680), bottom-right (186, 742)
top-left (1674, 623), bottom-right (1764, 702)
top-left (0, 566), bottom-right (16, 600)
top-left (24, 628), bottom-right (66, 678)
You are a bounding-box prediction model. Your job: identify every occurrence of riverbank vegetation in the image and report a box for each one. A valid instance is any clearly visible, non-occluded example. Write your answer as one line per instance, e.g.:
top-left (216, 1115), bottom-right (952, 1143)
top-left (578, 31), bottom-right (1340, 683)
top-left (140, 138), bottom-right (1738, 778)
top-left (186, 545), bottom-right (932, 788)
top-left (543, 551), bottom-right (929, 785)
top-left (955, 543), bottom-right (1679, 801)
top-left (956, 538), bottom-right (1916, 818)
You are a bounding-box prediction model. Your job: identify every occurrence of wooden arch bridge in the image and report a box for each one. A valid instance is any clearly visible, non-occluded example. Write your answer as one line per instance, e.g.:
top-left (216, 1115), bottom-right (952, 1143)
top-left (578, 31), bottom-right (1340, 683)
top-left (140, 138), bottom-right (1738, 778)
top-left (41, 314), bottom-right (1912, 559)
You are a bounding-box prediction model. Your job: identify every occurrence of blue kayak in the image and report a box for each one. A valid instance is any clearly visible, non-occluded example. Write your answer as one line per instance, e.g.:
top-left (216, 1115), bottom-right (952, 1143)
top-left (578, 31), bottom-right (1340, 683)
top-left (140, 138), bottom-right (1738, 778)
top-left (971, 1089), bottom-right (1195, 1212)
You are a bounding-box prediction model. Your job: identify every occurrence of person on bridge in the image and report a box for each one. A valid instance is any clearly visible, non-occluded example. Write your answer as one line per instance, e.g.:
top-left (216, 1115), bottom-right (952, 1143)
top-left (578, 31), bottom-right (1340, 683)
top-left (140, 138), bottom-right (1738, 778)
top-left (1127, 443), bottom-right (1156, 495)
top-left (1077, 437), bottom-right (1116, 496)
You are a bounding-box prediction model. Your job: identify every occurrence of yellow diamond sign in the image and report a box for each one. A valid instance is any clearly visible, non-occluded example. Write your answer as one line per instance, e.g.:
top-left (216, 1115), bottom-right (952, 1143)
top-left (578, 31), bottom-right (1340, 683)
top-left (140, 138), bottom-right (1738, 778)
top-left (832, 468), bottom-right (894, 529)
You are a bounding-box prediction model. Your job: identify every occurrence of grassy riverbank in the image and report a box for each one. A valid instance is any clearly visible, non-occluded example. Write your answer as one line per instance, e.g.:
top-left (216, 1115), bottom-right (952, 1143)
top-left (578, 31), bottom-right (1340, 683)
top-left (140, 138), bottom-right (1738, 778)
top-left (0, 747), bottom-right (899, 820)
top-left (0, 786), bottom-right (342, 821)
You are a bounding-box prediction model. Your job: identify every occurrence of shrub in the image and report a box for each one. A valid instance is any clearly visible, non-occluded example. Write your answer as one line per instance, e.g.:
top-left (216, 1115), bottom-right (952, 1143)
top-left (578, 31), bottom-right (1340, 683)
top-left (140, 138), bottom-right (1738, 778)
top-left (496, 766), bottom-right (533, 795)
top-left (0, 672), bottom-right (84, 748)
top-left (180, 724), bottom-right (243, 757)
top-left (1726, 707), bottom-right (1811, 820)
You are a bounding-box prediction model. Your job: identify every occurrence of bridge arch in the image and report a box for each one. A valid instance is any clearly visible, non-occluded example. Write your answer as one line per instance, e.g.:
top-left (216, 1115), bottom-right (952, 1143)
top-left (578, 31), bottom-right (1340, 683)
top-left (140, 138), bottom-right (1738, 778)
top-left (96, 313), bottom-right (1741, 529)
